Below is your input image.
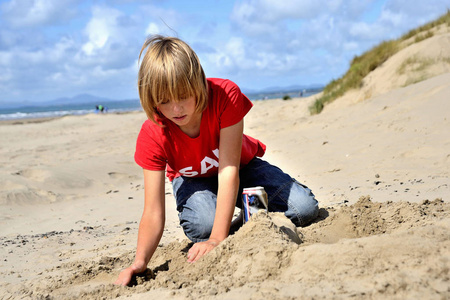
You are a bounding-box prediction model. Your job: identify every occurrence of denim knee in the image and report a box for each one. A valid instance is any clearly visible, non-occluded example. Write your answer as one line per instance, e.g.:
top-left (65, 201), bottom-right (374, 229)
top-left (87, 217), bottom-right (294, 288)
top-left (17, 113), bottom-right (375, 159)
top-left (286, 180), bottom-right (319, 226)
top-left (178, 191), bottom-right (215, 243)
top-left (270, 179), bottom-right (318, 227)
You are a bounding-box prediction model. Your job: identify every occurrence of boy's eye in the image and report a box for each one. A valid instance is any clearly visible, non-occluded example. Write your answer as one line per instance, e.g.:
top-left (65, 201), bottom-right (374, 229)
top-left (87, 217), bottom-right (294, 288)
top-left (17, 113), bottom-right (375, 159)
top-left (180, 97), bottom-right (192, 103)
top-left (178, 94), bottom-right (190, 101)
top-left (160, 99), bottom-right (169, 105)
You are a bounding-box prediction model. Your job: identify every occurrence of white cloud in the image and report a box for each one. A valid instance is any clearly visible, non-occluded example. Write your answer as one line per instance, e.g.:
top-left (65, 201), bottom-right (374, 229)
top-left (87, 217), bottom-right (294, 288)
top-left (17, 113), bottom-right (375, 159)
top-left (230, 0), bottom-right (376, 37)
top-left (225, 37), bottom-right (246, 63)
top-left (74, 5), bottom-right (146, 72)
top-left (232, 0), bottom-right (327, 24)
top-left (343, 41), bottom-right (359, 52)
top-left (380, 0), bottom-right (450, 36)
top-left (378, 9), bottom-right (406, 29)
top-left (146, 22), bottom-right (160, 35)
top-left (141, 5), bottom-right (183, 36)
top-left (0, 51), bottom-right (13, 65)
top-left (81, 6), bottom-right (121, 56)
top-left (349, 22), bottom-right (388, 41)
top-left (0, 0), bottom-right (77, 28)
top-left (386, 0), bottom-right (450, 18)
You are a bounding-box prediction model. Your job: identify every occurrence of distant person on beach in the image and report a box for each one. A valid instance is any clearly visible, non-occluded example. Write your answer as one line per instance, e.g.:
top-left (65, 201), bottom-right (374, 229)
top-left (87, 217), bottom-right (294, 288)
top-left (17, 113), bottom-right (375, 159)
top-left (114, 36), bottom-right (319, 286)
top-left (95, 105), bottom-right (105, 113)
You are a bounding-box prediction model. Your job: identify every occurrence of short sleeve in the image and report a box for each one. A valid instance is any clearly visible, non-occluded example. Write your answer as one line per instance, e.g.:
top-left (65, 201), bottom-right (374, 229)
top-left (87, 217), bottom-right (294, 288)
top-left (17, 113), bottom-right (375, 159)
top-left (134, 121), bottom-right (167, 171)
top-left (217, 80), bottom-right (253, 129)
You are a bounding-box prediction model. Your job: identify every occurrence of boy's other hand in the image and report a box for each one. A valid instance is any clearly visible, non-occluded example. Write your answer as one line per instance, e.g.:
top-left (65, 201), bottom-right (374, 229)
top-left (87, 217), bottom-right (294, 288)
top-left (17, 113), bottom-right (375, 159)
top-left (187, 239), bottom-right (219, 263)
top-left (114, 261), bottom-right (146, 286)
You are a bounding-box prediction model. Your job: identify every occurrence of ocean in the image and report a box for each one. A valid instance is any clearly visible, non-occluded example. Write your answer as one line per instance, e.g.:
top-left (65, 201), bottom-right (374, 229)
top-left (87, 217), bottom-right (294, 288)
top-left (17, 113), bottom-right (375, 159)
top-left (0, 99), bottom-right (143, 121)
top-left (0, 90), bottom-right (320, 121)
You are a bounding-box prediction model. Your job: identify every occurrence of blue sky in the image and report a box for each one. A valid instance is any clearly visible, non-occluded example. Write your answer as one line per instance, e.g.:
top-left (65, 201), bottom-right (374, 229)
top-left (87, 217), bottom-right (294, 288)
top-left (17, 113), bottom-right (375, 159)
top-left (1, 0), bottom-right (449, 104)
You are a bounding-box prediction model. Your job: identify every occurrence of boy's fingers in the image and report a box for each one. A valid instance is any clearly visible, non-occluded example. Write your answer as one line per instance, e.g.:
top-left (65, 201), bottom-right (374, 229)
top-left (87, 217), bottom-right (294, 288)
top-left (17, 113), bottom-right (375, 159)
top-left (188, 251), bottom-right (202, 263)
top-left (188, 242), bottom-right (216, 263)
top-left (114, 268), bottom-right (133, 286)
top-left (192, 247), bottom-right (207, 262)
top-left (114, 277), bottom-right (125, 286)
top-left (187, 244), bottom-right (202, 262)
top-left (187, 246), bottom-right (198, 262)
top-left (114, 273), bottom-right (124, 285)
top-left (191, 248), bottom-right (203, 262)
top-left (192, 248), bottom-right (206, 262)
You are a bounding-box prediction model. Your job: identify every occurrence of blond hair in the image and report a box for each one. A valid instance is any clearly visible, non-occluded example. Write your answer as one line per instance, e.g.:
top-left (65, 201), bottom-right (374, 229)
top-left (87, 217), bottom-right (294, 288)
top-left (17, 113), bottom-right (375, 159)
top-left (138, 35), bottom-right (208, 123)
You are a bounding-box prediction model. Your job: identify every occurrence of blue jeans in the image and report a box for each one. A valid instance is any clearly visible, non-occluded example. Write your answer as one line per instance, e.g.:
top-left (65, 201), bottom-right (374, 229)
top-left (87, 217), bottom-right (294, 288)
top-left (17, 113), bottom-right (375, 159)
top-left (172, 158), bottom-right (319, 243)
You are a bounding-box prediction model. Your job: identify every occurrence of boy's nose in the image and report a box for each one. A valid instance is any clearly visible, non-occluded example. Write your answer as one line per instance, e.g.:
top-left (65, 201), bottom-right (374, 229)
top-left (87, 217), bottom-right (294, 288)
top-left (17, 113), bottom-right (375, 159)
top-left (172, 103), bottom-right (182, 113)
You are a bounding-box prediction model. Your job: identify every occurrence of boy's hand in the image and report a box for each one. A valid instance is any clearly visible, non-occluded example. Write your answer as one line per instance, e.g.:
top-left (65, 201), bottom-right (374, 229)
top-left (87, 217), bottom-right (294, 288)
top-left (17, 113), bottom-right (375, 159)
top-left (114, 261), bottom-right (146, 286)
top-left (187, 239), bottom-right (220, 263)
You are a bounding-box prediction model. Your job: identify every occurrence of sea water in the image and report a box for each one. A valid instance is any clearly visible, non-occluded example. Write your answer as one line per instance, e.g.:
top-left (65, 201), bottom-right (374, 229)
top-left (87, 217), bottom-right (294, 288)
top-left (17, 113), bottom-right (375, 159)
top-left (0, 99), bottom-right (143, 121)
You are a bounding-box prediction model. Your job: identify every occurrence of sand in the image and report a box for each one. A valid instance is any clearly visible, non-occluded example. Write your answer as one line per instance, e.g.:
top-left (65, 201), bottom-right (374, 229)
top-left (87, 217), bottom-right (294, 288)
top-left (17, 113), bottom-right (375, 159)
top-left (1, 31), bottom-right (450, 299)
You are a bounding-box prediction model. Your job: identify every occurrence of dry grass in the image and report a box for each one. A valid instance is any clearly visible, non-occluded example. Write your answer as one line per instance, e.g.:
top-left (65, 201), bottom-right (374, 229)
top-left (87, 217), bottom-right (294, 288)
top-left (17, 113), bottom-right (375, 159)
top-left (397, 55), bottom-right (436, 75)
top-left (397, 54), bottom-right (450, 86)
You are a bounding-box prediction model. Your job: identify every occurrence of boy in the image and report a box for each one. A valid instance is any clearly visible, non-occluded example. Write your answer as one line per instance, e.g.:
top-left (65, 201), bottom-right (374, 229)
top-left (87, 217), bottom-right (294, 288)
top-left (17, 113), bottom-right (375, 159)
top-left (115, 36), bottom-right (318, 286)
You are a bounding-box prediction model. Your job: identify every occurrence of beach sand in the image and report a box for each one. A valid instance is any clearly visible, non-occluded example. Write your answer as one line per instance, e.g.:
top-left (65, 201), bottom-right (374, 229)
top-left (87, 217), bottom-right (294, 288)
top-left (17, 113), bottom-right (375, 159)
top-left (1, 33), bottom-right (450, 298)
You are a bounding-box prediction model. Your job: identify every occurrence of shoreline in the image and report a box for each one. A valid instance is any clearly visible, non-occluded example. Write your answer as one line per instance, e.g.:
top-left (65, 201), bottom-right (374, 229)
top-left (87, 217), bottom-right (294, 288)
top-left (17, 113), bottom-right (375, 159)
top-left (0, 109), bottom-right (144, 126)
top-left (0, 116), bottom-right (63, 125)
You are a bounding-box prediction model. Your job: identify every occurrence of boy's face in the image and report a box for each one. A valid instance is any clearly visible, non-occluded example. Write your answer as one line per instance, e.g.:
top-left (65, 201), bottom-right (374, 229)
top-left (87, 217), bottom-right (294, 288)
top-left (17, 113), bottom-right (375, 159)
top-left (157, 96), bottom-right (200, 129)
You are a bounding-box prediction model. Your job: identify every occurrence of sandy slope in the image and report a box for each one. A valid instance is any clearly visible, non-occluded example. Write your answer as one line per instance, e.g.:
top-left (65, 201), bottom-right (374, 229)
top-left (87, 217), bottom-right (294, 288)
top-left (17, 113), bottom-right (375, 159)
top-left (1, 29), bottom-right (450, 299)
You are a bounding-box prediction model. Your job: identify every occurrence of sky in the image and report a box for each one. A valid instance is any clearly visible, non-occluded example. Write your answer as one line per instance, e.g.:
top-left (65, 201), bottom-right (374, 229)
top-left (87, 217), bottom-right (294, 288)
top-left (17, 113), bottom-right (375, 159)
top-left (1, 0), bottom-right (449, 104)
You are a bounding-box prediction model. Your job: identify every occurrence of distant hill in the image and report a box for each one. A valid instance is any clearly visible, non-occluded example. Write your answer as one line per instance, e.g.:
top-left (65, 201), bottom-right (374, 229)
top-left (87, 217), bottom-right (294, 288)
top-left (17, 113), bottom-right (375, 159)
top-left (47, 94), bottom-right (115, 106)
top-left (242, 84), bottom-right (323, 95)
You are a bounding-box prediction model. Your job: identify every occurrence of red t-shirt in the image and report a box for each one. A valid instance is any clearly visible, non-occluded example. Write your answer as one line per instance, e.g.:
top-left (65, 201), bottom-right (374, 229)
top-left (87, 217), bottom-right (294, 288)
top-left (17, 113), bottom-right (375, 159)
top-left (134, 78), bottom-right (266, 181)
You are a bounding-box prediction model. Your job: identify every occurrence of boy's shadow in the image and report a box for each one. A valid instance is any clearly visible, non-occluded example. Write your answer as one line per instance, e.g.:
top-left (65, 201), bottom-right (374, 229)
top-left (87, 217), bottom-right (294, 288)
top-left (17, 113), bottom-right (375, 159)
top-left (311, 207), bottom-right (329, 224)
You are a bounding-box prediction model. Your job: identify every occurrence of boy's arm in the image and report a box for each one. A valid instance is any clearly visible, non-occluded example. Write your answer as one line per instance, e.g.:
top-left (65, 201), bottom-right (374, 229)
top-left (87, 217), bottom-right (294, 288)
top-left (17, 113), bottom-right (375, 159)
top-left (115, 169), bottom-right (165, 286)
top-left (187, 120), bottom-right (243, 263)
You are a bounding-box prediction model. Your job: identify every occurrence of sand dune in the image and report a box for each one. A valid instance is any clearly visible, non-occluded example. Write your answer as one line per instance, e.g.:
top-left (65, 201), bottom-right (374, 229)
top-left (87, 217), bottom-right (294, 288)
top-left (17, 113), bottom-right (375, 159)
top-left (1, 25), bottom-right (449, 300)
top-left (330, 24), bottom-right (450, 106)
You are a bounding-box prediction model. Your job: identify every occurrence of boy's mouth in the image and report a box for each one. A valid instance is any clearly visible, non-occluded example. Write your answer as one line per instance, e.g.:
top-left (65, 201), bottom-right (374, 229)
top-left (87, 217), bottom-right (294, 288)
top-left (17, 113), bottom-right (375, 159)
top-left (173, 115), bottom-right (187, 121)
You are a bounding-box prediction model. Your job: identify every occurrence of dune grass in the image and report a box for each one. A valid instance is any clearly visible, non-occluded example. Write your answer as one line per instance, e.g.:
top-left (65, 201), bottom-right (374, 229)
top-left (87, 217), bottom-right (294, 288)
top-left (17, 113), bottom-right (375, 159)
top-left (310, 10), bottom-right (450, 115)
top-left (397, 55), bottom-right (436, 75)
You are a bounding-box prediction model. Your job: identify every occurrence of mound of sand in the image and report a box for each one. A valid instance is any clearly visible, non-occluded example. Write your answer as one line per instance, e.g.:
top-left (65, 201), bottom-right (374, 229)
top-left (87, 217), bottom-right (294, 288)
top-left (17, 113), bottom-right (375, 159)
top-left (2, 197), bottom-right (448, 299)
